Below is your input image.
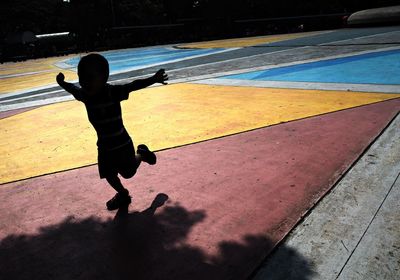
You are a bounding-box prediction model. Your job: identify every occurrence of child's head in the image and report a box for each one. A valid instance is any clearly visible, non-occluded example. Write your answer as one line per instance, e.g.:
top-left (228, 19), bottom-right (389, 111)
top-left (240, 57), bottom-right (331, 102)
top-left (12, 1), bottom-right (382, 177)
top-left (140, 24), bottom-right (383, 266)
top-left (78, 53), bottom-right (109, 92)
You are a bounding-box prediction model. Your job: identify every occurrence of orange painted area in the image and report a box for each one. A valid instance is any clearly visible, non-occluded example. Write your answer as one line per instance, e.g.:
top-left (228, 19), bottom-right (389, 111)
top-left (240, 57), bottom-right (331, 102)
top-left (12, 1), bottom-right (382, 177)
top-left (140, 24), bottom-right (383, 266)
top-left (0, 83), bottom-right (398, 184)
top-left (177, 31), bottom-right (327, 49)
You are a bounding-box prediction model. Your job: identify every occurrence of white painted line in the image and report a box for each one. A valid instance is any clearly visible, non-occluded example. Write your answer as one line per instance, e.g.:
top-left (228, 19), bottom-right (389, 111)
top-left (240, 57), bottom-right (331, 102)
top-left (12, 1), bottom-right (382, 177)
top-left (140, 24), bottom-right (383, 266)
top-left (6, 48), bottom-right (240, 96)
top-left (172, 45), bottom-right (400, 84)
top-left (54, 61), bottom-right (75, 69)
top-left (5, 31), bottom-right (400, 97)
top-left (0, 46), bottom-right (302, 99)
top-left (107, 46), bottom-right (313, 85)
top-left (179, 31), bottom-right (400, 77)
top-left (177, 30), bottom-right (335, 48)
top-left (57, 48), bottom-right (240, 75)
top-left (0, 84), bottom-right (67, 97)
top-left (183, 46), bottom-right (400, 84)
top-left (2, 45), bottom-right (400, 111)
top-left (54, 45), bottom-right (180, 68)
top-left (0, 69), bottom-right (56, 79)
top-left (2, 35), bottom-right (400, 110)
top-left (187, 45), bottom-right (400, 81)
top-left (320, 30), bottom-right (400, 45)
top-left (192, 78), bottom-right (400, 94)
top-left (0, 96), bottom-right (74, 112)
top-left (165, 46), bottom-right (309, 72)
top-left (0, 88), bottom-right (65, 100)
top-left (0, 89), bottom-right (65, 103)
top-left (109, 48), bottom-right (241, 76)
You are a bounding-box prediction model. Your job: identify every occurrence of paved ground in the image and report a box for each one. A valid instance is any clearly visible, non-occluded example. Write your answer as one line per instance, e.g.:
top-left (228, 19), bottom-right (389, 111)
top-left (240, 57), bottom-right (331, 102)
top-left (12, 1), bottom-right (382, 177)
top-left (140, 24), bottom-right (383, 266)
top-left (0, 26), bottom-right (399, 280)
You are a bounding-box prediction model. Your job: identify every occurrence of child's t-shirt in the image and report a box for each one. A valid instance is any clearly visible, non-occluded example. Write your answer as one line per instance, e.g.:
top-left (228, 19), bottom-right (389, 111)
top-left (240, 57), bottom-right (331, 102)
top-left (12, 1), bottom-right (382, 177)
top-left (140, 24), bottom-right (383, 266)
top-left (69, 83), bottom-right (132, 152)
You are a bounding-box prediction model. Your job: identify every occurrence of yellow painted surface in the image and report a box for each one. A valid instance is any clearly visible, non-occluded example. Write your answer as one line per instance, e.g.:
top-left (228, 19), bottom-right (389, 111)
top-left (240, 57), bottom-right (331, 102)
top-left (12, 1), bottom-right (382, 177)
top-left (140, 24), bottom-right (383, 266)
top-left (0, 56), bottom-right (68, 76)
top-left (1, 83), bottom-right (399, 184)
top-left (0, 55), bottom-right (77, 94)
top-left (0, 70), bottom-right (77, 94)
top-left (177, 31), bottom-right (326, 49)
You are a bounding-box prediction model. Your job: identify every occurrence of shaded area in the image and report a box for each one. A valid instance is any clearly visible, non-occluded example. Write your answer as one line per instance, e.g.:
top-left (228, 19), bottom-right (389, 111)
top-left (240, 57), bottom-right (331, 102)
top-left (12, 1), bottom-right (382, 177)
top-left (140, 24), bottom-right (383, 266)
top-left (0, 194), bottom-right (314, 280)
top-left (253, 246), bottom-right (317, 280)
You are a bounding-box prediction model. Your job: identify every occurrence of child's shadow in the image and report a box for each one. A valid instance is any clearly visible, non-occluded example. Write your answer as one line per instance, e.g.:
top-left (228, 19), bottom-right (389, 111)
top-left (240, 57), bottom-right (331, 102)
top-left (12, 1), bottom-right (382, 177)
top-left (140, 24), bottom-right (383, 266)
top-left (108, 193), bottom-right (211, 279)
top-left (0, 193), bottom-right (315, 280)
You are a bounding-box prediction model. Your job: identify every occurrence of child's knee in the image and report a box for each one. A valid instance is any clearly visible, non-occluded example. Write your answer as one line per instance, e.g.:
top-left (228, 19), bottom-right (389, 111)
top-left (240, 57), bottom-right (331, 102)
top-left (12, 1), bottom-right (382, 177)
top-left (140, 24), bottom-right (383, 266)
top-left (120, 168), bottom-right (137, 179)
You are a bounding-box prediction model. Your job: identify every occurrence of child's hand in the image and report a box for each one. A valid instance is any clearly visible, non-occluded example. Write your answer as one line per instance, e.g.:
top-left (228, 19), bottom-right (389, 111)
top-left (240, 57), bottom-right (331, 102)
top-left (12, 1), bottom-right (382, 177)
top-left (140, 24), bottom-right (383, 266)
top-left (153, 69), bottom-right (168, 85)
top-left (56, 72), bottom-right (65, 84)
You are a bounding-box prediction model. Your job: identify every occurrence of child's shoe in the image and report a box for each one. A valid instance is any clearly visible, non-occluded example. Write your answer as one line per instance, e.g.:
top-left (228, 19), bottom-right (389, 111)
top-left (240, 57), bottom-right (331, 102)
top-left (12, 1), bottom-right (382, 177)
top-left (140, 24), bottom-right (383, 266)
top-left (106, 190), bottom-right (131, 211)
top-left (137, 144), bottom-right (157, 165)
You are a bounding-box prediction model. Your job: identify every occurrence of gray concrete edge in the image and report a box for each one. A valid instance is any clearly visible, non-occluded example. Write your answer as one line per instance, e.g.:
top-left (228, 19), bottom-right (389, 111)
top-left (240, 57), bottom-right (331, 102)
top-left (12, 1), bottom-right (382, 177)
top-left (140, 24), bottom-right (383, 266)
top-left (252, 112), bottom-right (400, 280)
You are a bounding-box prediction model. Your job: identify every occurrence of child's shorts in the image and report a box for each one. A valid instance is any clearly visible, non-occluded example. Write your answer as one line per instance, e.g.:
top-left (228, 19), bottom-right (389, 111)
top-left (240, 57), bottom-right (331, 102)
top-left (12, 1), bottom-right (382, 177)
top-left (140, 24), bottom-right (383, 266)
top-left (98, 141), bottom-right (138, 179)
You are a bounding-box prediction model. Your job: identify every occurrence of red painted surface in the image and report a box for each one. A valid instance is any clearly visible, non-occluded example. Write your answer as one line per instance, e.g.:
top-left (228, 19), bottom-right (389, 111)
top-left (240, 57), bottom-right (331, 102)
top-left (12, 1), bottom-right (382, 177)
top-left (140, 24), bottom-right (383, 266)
top-left (0, 99), bottom-right (399, 280)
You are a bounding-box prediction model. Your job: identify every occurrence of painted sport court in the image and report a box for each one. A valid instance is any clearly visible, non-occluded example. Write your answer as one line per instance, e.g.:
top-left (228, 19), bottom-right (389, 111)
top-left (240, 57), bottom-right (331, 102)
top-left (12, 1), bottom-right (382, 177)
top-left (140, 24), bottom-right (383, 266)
top-left (0, 27), bottom-right (399, 280)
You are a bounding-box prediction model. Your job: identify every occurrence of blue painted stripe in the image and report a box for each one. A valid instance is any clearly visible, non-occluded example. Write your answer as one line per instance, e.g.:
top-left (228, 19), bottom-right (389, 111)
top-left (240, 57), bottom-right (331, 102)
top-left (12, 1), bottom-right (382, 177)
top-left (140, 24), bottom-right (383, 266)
top-left (65, 47), bottom-right (224, 74)
top-left (223, 49), bottom-right (400, 85)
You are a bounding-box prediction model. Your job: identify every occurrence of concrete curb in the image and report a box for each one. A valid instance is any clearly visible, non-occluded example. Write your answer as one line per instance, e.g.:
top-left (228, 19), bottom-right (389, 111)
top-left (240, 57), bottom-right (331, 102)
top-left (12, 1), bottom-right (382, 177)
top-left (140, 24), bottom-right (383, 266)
top-left (347, 6), bottom-right (400, 26)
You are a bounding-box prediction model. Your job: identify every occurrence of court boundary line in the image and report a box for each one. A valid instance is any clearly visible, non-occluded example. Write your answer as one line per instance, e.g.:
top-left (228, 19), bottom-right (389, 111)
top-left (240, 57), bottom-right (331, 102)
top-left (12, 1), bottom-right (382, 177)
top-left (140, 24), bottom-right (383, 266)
top-left (56, 48), bottom-right (240, 74)
top-left (174, 30), bottom-right (332, 49)
top-left (171, 45), bottom-right (400, 84)
top-left (191, 79), bottom-right (400, 94)
top-left (3, 28), bottom-right (398, 98)
top-left (1, 44), bottom-right (399, 110)
top-left (0, 89), bottom-right (66, 102)
top-left (320, 30), bottom-right (400, 45)
top-left (2, 45), bottom-right (305, 101)
top-left (1, 48), bottom-right (239, 96)
top-left (1, 45), bottom-right (399, 111)
top-left (0, 69), bottom-right (56, 79)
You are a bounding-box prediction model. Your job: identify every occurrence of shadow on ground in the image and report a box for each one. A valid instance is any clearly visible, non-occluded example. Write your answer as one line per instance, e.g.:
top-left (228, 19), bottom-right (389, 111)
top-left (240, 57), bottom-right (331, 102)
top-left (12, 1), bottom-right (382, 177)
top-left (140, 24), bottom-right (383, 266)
top-left (0, 193), bottom-right (314, 280)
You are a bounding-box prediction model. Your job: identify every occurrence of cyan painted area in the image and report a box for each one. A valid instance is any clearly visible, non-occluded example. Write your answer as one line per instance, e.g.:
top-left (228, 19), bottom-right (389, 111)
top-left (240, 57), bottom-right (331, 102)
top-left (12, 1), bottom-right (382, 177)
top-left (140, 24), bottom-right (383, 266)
top-left (224, 49), bottom-right (400, 85)
top-left (64, 47), bottom-right (224, 74)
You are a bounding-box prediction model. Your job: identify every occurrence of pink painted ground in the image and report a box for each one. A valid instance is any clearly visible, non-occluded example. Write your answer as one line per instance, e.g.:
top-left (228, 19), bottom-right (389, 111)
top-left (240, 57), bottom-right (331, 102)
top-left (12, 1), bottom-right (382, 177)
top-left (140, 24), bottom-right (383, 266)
top-left (0, 99), bottom-right (399, 280)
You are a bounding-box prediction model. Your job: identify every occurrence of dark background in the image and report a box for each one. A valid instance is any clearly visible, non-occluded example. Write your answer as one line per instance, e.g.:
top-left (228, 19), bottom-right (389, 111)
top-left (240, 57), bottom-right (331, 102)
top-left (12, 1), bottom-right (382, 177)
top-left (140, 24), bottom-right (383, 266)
top-left (0, 0), bottom-right (398, 61)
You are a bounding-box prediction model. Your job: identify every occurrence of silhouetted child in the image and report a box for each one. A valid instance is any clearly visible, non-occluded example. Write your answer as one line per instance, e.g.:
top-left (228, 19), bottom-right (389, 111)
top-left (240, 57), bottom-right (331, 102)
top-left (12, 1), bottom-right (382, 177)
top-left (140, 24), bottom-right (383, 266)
top-left (56, 53), bottom-right (168, 210)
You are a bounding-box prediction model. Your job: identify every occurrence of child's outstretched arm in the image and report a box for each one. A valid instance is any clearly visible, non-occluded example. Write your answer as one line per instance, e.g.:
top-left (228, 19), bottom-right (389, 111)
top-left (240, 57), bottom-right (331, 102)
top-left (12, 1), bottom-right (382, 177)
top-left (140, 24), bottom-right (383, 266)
top-left (56, 72), bottom-right (84, 101)
top-left (124, 69), bottom-right (168, 92)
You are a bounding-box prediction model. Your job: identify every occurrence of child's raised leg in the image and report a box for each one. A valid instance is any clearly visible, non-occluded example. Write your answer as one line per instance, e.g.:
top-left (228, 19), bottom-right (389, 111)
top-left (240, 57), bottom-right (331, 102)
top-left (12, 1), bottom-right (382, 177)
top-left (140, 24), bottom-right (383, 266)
top-left (137, 144), bottom-right (157, 165)
top-left (104, 144), bottom-right (156, 211)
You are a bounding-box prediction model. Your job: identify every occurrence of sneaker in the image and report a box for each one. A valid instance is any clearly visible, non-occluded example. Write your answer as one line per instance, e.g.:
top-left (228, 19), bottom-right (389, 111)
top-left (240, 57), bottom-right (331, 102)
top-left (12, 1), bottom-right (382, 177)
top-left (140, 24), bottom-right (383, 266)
top-left (106, 191), bottom-right (132, 211)
top-left (137, 144), bottom-right (157, 165)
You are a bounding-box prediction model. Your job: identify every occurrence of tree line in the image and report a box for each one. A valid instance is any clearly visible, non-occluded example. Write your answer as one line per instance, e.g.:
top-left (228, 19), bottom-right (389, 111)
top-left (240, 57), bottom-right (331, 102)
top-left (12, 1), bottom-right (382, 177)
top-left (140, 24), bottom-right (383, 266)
top-left (1, 0), bottom-right (395, 36)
